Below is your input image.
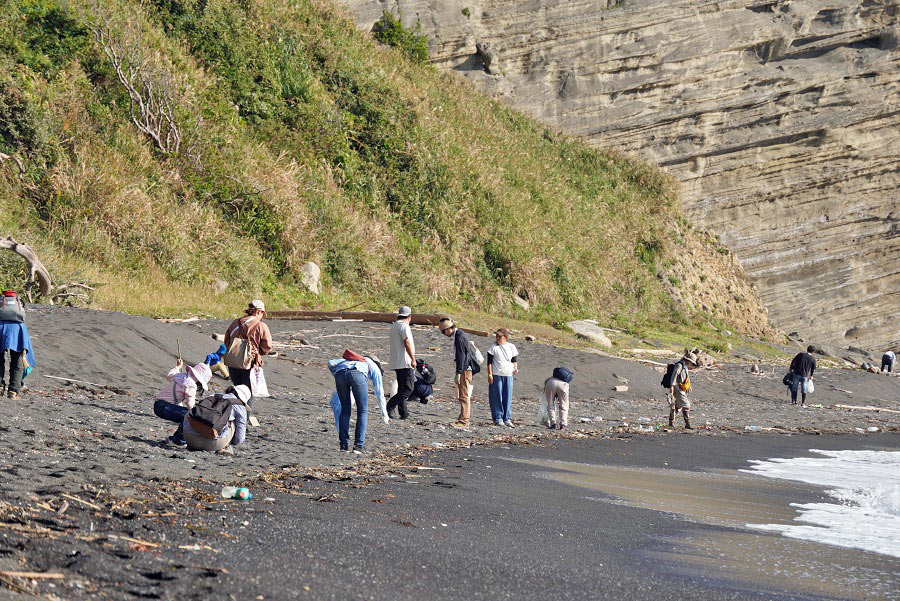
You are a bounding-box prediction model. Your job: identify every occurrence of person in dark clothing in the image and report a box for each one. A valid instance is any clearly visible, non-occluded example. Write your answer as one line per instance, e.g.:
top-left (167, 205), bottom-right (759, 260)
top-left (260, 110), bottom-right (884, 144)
top-left (881, 351), bottom-right (895, 373)
top-left (410, 360), bottom-right (436, 404)
top-left (440, 318), bottom-right (477, 427)
top-left (789, 345), bottom-right (817, 406)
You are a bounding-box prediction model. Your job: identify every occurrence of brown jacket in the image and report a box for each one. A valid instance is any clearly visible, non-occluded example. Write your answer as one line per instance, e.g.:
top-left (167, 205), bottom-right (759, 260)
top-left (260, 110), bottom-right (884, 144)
top-left (224, 315), bottom-right (273, 368)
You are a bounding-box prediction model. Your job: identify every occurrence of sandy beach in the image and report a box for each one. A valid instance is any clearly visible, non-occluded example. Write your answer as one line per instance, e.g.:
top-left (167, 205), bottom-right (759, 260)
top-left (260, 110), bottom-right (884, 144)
top-left (0, 306), bottom-right (899, 599)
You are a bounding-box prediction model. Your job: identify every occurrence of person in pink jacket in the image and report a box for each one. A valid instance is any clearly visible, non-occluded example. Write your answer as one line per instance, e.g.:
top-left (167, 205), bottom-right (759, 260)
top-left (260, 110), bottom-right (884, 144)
top-left (153, 358), bottom-right (212, 446)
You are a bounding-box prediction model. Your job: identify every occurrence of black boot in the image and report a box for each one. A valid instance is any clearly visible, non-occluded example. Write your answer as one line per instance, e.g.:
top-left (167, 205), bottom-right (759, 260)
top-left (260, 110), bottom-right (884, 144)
top-left (682, 409), bottom-right (692, 430)
top-left (668, 408), bottom-right (675, 428)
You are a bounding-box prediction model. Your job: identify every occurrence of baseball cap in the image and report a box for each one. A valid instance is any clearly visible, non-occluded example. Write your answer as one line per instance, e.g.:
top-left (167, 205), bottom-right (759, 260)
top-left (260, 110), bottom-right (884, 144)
top-left (398, 305), bottom-right (412, 317)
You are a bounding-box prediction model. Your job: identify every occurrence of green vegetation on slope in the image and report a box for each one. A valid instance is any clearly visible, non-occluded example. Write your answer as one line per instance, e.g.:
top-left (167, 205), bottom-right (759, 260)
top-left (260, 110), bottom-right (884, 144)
top-left (1, 0), bottom-right (688, 329)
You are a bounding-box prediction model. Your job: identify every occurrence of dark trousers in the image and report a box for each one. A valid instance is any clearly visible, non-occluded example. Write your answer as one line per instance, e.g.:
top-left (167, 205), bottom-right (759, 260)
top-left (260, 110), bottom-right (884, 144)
top-left (411, 381), bottom-right (432, 402)
top-left (882, 355), bottom-right (894, 373)
top-left (153, 399), bottom-right (187, 442)
top-left (229, 367), bottom-right (256, 408)
top-left (387, 368), bottom-right (414, 419)
top-left (1, 349), bottom-right (23, 394)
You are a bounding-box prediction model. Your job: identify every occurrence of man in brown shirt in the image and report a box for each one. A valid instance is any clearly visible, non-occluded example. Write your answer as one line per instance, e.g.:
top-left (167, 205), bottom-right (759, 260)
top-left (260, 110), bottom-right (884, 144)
top-left (224, 299), bottom-right (273, 394)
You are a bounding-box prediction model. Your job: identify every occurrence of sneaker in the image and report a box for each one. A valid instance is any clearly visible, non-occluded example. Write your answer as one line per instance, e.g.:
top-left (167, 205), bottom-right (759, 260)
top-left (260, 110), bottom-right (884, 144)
top-left (547, 422), bottom-right (556, 430)
top-left (421, 395), bottom-right (433, 405)
top-left (450, 421), bottom-right (469, 429)
top-left (504, 420), bottom-right (514, 428)
top-left (165, 435), bottom-right (187, 447)
top-left (352, 446), bottom-right (365, 455)
top-left (387, 410), bottom-right (398, 420)
top-left (560, 424), bottom-right (568, 431)
top-left (493, 421), bottom-right (503, 427)
top-left (339, 443), bottom-right (350, 452)
top-left (7, 391), bottom-right (18, 400)
top-left (215, 446), bottom-right (235, 455)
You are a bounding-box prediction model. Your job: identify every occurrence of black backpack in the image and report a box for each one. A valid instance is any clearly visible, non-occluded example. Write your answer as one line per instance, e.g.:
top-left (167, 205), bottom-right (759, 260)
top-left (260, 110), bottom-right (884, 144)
top-left (187, 393), bottom-right (243, 439)
top-left (661, 362), bottom-right (679, 388)
top-left (417, 360), bottom-right (437, 385)
top-left (552, 366), bottom-right (574, 383)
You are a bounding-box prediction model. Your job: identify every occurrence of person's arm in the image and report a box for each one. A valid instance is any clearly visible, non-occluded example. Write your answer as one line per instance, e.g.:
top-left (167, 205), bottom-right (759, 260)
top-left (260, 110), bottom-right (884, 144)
top-left (166, 362), bottom-right (182, 381)
top-left (809, 356), bottom-right (816, 379)
top-left (258, 323), bottom-right (273, 356)
top-left (402, 326), bottom-right (416, 367)
top-left (511, 353), bottom-right (519, 375)
top-left (790, 354), bottom-right (799, 373)
top-left (487, 351), bottom-right (494, 384)
top-left (454, 332), bottom-right (467, 374)
top-left (183, 381), bottom-right (197, 410)
top-left (231, 405), bottom-right (247, 445)
top-left (369, 362), bottom-right (388, 423)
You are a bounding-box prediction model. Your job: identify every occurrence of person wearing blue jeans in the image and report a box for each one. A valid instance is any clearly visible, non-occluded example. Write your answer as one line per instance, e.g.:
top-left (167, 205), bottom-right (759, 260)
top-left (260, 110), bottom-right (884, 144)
top-left (328, 355), bottom-right (386, 452)
top-left (154, 399), bottom-right (189, 443)
top-left (789, 345), bottom-right (817, 407)
top-left (487, 328), bottom-right (519, 427)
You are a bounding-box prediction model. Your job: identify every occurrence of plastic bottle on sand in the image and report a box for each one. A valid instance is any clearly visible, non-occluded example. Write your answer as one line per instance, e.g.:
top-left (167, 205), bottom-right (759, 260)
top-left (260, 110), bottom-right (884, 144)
top-left (221, 486), bottom-right (252, 500)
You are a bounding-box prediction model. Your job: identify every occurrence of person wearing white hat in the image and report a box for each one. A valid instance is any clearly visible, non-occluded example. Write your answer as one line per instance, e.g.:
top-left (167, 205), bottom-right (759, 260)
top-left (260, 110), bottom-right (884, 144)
top-left (154, 359), bottom-right (213, 446)
top-left (224, 299), bottom-right (273, 395)
top-left (386, 305), bottom-right (417, 420)
top-left (183, 385), bottom-right (251, 453)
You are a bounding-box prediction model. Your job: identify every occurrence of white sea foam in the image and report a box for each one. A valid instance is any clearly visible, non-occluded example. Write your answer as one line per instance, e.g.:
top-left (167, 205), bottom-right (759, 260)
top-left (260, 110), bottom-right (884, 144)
top-left (741, 450), bottom-right (900, 558)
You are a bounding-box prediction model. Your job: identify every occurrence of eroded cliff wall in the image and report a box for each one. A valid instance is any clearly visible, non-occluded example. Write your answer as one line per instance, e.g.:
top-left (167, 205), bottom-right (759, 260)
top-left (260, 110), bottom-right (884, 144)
top-left (343, 0), bottom-right (900, 350)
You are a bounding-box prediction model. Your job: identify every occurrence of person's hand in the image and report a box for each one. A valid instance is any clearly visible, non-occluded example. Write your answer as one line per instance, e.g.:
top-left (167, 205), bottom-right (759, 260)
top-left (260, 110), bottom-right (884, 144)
top-left (514, 367), bottom-right (519, 375)
top-left (488, 375), bottom-right (494, 385)
top-left (411, 357), bottom-right (417, 369)
top-left (176, 357), bottom-right (184, 368)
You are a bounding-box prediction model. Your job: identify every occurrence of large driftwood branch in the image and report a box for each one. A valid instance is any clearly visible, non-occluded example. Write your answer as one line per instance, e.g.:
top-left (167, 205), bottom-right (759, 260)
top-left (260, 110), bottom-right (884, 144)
top-left (0, 237), bottom-right (53, 301)
top-left (0, 152), bottom-right (25, 180)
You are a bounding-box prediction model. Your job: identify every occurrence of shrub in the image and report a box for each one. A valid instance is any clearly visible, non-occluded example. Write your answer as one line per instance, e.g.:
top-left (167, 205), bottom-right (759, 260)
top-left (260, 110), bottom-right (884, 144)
top-left (371, 12), bottom-right (429, 63)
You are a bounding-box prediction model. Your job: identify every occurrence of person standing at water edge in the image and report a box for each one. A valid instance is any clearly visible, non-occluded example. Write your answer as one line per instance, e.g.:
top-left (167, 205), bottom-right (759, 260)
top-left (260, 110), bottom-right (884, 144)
top-left (881, 350), bottom-right (895, 373)
top-left (224, 299), bottom-right (272, 396)
top-left (487, 328), bottom-right (518, 427)
top-left (386, 306), bottom-right (416, 420)
top-left (328, 353), bottom-right (386, 452)
top-left (789, 345), bottom-right (817, 406)
top-left (667, 351), bottom-right (697, 429)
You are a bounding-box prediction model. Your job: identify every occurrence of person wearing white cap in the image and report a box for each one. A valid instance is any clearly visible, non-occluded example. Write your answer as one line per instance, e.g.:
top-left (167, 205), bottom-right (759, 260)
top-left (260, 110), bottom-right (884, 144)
top-left (386, 305), bottom-right (417, 420)
top-left (153, 358), bottom-right (213, 446)
top-left (224, 299), bottom-right (273, 395)
top-left (183, 385), bottom-right (251, 453)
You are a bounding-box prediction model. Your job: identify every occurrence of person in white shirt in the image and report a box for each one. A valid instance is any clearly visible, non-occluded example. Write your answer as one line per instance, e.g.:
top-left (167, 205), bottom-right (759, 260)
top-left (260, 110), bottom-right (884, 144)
top-left (487, 328), bottom-right (518, 427)
top-left (386, 306), bottom-right (417, 420)
top-left (882, 350), bottom-right (896, 373)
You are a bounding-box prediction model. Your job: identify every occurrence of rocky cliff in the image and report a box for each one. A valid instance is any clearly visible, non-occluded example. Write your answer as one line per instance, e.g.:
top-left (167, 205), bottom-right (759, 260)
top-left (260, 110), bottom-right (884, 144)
top-left (343, 0), bottom-right (900, 351)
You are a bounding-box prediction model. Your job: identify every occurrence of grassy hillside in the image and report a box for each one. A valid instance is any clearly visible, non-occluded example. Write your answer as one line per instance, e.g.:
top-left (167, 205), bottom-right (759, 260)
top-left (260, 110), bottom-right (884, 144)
top-left (0, 0), bottom-right (769, 341)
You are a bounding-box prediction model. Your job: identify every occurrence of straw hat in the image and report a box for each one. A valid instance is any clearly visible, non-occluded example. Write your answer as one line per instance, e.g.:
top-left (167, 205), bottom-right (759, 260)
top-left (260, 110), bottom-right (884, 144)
top-left (681, 351), bottom-right (699, 365)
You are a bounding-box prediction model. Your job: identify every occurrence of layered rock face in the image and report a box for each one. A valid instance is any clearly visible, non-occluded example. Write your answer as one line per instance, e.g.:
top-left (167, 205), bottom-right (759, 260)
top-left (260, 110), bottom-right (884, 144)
top-left (343, 0), bottom-right (900, 351)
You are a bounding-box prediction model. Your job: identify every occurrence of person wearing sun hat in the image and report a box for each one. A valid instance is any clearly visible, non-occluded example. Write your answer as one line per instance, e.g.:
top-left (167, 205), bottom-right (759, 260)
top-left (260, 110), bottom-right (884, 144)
top-left (183, 384), bottom-right (251, 453)
top-left (154, 359), bottom-right (213, 446)
top-left (667, 350), bottom-right (697, 429)
top-left (224, 299), bottom-right (273, 392)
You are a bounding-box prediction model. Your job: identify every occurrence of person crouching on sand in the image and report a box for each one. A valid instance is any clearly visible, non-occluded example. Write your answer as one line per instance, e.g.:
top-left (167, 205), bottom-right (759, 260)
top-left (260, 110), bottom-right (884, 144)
top-left (487, 328), bottom-right (518, 427)
top-left (667, 351), bottom-right (697, 430)
top-left (183, 385), bottom-right (251, 454)
top-left (327, 351), bottom-right (387, 453)
top-left (154, 359), bottom-right (212, 446)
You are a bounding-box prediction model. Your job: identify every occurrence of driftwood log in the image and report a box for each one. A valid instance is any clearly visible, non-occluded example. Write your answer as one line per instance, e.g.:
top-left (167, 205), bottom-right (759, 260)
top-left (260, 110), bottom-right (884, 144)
top-left (0, 237), bottom-right (52, 301)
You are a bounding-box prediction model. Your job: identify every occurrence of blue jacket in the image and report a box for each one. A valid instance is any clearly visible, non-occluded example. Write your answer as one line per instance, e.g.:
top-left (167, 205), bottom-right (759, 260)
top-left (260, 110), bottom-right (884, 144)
top-left (0, 321), bottom-right (35, 367)
top-left (327, 358), bottom-right (387, 424)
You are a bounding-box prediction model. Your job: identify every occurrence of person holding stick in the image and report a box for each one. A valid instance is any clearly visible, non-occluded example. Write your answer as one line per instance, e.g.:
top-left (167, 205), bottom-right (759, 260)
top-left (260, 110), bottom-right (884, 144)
top-left (153, 357), bottom-right (212, 446)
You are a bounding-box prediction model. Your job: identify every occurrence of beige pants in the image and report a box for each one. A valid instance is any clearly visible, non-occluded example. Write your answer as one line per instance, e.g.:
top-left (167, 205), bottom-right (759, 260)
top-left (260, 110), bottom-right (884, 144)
top-left (545, 378), bottom-right (570, 426)
top-left (185, 425), bottom-right (234, 452)
top-left (668, 388), bottom-right (691, 411)
top-left (456, 370), bottom-right (473, 425)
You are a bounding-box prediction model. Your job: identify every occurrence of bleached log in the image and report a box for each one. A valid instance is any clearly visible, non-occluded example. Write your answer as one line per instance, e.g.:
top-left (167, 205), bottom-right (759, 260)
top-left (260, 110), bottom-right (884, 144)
top-left (0, 237), bottom-right (52, 300)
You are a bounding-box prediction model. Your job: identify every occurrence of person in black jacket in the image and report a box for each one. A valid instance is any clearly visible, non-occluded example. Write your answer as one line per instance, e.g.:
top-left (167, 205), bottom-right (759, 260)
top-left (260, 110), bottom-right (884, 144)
top-left (789, 345), bottom-right (817, 406)
top-left (439, 318), bottom-right (477, 427)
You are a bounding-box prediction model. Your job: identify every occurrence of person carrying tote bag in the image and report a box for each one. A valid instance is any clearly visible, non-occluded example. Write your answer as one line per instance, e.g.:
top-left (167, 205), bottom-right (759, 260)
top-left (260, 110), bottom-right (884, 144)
top-left (224, 300), bottom-right (273, 393)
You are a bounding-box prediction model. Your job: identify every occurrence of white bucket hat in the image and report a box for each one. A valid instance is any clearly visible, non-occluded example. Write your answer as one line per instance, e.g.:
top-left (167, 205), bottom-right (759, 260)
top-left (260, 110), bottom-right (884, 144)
top-left (228, 385), bottom-right (252, 405)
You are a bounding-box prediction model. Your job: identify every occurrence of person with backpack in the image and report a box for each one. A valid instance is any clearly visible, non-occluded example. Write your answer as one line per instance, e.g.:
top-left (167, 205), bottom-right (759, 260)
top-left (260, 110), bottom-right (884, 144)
top-left (487, 328), bottom-right (518, 427)
top-left (153, 359), bottom-right (213, 446)
top-left (881, 350), bottom-right (895, 373)
top-left (327, 351), bottom-right (387, 452)
top-left (224, 300), bottom-right (273, 395)
top-left (789, 345), bottom-right (817, 406)
top-left (663, 351), bottom-right (697, 429)
top-left (410, 359), bottom-right (436, 404)
top-left (0, 290), bottom-right (34, 401)
top-left (439, 318), bottom-right (479, 428)
top-left (386, 306), bottom-right (417, 420)
top-left (545, 367), bottom-right (573, 430)
top-left (183, 385), bottom-right (251, 453)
